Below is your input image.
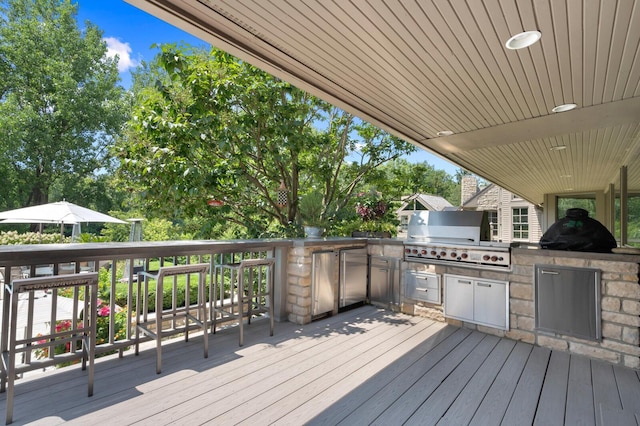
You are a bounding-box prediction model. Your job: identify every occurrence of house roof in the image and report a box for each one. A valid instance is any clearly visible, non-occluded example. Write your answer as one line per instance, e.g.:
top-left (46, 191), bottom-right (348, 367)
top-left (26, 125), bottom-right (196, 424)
top-left (398, 193), bottom-right (453, 213)
top-left (127, 0), bottom-right (640, 206)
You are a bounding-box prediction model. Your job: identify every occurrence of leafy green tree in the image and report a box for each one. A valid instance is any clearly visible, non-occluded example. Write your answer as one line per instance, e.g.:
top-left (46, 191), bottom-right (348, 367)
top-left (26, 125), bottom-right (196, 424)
top-left (116, 44), bottom-right (415, 237)
top-left (0, 0), bottom-right (128, 209)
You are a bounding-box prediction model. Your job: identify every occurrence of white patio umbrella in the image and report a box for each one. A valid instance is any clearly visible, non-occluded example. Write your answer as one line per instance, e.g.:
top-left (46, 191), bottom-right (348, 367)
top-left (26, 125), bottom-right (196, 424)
top-left (0, 201), bottom-right (126, 225)
top-left (0, 201), bottom-right (127, 240)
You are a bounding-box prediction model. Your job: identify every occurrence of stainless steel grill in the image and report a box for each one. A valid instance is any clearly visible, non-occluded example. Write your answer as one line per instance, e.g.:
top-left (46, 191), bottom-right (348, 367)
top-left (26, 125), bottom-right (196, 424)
top-left (404, 211), bottom-right (511, 270)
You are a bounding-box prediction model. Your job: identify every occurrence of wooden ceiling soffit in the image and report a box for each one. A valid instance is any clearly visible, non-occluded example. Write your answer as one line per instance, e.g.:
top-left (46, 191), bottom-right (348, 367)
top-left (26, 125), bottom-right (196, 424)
top-left (420, 97), bottom-right (640, 155)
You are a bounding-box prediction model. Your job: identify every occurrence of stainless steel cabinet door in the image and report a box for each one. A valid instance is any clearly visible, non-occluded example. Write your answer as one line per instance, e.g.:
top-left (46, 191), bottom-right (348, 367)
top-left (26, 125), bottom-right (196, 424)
top-left (444, 275), bottom-right (474, 321)
top-left (370, 257), bottom-right (390, 303)
top-left (312, 251), bottom-right (337, 317)
top-left (340, 249), bottom-right (368, 308)
top-left (474, 279), bottom-right (507, 328)
top-left (535, 265), bottom-right (600, 341)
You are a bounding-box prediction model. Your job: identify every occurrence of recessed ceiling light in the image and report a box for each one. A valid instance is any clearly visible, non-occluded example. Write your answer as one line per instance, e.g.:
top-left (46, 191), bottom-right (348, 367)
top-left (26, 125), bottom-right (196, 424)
top-left (505, 30), bottom-right (542, 50)
top-left (552, 103), bottom-right (577, 113)
top-left (436, 130), bottom-right (454, 137)
top-left (550, 145), bottom-right (567, 151)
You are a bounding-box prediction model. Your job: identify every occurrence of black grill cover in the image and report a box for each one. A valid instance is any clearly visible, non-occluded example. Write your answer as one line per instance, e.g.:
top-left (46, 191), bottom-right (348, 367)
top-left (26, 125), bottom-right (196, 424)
top-left (539, 208), bottom-right (617, 253)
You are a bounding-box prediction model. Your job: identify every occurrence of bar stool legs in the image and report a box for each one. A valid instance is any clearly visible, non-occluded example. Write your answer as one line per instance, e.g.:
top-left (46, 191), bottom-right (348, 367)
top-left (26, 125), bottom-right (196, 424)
top-left (1, 273), bottom-right (99, 425)
top-left (135, 263), bottom-right (209, 374)
top-left (212, 258), bottom-right (275, 346)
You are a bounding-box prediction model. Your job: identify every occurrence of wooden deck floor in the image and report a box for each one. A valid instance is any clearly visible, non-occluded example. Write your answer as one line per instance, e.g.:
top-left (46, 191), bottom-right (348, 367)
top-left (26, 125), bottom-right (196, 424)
top-left (1, 305), bottom-right (639, 425)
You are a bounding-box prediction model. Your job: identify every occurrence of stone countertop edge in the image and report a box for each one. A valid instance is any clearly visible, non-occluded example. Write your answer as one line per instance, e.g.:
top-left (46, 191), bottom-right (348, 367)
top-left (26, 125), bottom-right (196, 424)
top-left (512, 245), bottom-right (640, 261)
top-left (291, 237), bottom-right (403, 247)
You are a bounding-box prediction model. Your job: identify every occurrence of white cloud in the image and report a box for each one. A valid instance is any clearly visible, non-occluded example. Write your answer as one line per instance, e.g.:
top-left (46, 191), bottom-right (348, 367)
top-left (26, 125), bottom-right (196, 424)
top-left (104, 37), bottom-right (139, 73)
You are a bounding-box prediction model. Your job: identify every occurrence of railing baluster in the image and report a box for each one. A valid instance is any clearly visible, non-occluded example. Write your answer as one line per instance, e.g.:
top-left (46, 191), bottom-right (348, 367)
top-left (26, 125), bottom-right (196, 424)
top-left (0, 242), bottom-right (283, 374)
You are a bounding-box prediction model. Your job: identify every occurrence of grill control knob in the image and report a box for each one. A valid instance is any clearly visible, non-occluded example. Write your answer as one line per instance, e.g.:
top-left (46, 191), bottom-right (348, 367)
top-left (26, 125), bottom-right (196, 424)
top-left (412, 249), bottom-right (418, 254)
top-left (460, 253), bottom-right (468, 259)
top-left (440, 251), bottom-right (447, 257)
top-left (405, 248), bottom-right (411, 254)
top-left (482, 255), bottom-right (490, 261)
top-left (450, 252), bottom-right (457, 258)
top-left (491, 256), bottom-right (498, 262)
top-left (430, 250), bottom-right (437, 256)
top-left (420, 249), bottom-right (427, 255)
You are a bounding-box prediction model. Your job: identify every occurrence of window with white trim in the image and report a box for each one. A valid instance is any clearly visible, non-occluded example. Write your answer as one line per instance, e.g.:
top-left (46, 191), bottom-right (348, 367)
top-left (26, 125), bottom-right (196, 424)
top-left (487, 210), bottom-right (498, 239)
top-left (400, 215), bottom-right (409, 231)
top-left (512, 207), bottom-right (529, 239)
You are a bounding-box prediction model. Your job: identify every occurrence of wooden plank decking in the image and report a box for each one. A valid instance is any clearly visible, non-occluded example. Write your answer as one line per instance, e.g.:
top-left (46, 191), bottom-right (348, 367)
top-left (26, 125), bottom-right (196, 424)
top-left (1, 305), bottom-right (639, 425)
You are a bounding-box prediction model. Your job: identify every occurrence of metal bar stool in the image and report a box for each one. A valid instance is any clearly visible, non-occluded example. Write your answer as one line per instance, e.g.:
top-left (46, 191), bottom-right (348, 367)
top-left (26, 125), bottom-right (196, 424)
top-left (211, 258), bottom-right (275, 346)
top-left (135, 263), bottom-right (209, 374)
top-left (0, 273), bottom-right (98, 425)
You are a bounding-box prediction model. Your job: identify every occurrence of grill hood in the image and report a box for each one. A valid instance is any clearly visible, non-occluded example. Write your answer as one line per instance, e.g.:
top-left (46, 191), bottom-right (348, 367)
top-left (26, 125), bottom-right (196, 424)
top-left (407, 211), bottom-right (490, 245)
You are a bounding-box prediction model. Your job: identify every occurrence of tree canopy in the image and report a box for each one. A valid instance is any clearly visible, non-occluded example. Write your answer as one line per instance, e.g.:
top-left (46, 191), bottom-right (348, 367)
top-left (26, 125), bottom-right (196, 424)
top-left (367, 159), bottom-right (461, 205)
top-left (116, 44), bottom-right (416, 237)
top-left (0, 0), bottom-right (128, 209)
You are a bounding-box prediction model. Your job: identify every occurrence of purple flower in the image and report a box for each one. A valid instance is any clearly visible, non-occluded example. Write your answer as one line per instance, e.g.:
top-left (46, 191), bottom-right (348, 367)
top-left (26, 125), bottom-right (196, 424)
top-left (355, 191), bottom-right (388, 221)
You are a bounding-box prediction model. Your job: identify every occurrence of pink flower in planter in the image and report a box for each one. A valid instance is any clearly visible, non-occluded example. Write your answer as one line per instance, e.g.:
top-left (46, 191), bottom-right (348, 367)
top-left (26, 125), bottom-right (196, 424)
top-left (98, 306), bottom-right (111, 317)
top-left (55, 320), bottom-right (71, 332)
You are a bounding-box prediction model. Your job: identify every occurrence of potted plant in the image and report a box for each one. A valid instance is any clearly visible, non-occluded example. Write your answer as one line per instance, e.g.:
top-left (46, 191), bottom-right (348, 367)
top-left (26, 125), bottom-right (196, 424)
top-left (352, 190), bottom-right (397, 238)
top-left (298, 191), bottom-right (326, 238)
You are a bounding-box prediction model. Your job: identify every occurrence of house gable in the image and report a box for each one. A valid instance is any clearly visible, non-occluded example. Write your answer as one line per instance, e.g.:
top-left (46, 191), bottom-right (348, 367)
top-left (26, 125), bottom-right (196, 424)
top-left (461, 180), bottom-right (542, 244)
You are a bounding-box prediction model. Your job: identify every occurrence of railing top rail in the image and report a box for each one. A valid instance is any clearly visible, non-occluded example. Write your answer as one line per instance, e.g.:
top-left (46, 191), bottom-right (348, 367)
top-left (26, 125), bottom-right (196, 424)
top-left (0, 239), bottom-right (292, 266)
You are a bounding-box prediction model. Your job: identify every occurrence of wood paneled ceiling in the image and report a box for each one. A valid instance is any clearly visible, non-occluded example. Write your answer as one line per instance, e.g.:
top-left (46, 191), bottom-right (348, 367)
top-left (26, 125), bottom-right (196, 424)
top-left (127, 0), bottom-right (640, 206)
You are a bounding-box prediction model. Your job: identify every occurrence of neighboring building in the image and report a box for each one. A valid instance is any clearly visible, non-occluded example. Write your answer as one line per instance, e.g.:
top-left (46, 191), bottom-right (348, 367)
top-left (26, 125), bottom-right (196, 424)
top-left (460, 176), bottom-right (543, 244)
top-left (396, 193), bottom-right (454, 237)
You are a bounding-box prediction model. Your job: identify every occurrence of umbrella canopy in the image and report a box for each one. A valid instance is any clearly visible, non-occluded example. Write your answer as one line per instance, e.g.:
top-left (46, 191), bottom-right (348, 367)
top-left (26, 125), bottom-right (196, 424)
top-left (0, 201), bottom-right (126, 225)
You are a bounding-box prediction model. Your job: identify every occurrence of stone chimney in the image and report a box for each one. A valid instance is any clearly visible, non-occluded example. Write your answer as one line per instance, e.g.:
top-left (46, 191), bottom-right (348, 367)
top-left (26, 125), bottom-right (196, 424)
top-left (461, 176), bottom-right (478, 204)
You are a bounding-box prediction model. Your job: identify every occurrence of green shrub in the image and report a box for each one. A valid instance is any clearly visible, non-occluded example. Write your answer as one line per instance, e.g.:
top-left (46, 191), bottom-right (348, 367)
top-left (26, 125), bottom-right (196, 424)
top-left (0, 230), bottom-right (69, 245)
top-left (144, 279), bottom-right (200, 312)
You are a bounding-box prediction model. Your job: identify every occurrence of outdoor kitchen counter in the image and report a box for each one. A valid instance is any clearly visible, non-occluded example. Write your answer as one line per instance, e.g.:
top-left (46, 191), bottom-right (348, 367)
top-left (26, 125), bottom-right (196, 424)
top-left (508, 247), bottom-right (640, 369)
top-left (512, 244), bottom-right (640, 262)
top-left (403, 245), bottom-right (640, 369)
top-left (290, 237), bottom-right (403, 247)
top-left (285, 237), bottom-right (403, 324)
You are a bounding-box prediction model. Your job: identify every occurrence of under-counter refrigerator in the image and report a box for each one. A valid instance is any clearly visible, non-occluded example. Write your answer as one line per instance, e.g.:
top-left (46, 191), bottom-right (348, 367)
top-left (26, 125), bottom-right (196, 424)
top-left (339, 248), bottom-right (368, 309)
top-left (312, 250), bottom-right (338, 318)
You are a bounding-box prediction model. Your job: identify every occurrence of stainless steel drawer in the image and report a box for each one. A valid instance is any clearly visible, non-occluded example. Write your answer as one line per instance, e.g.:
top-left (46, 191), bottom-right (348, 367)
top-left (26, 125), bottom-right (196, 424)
top-left (405, 271), bottom-right (441, 304)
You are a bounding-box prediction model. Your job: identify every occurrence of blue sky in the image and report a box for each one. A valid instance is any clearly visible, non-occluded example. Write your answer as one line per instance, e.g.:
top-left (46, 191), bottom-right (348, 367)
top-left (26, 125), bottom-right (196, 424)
top-left (75, 1), bottom-right (459, 175)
